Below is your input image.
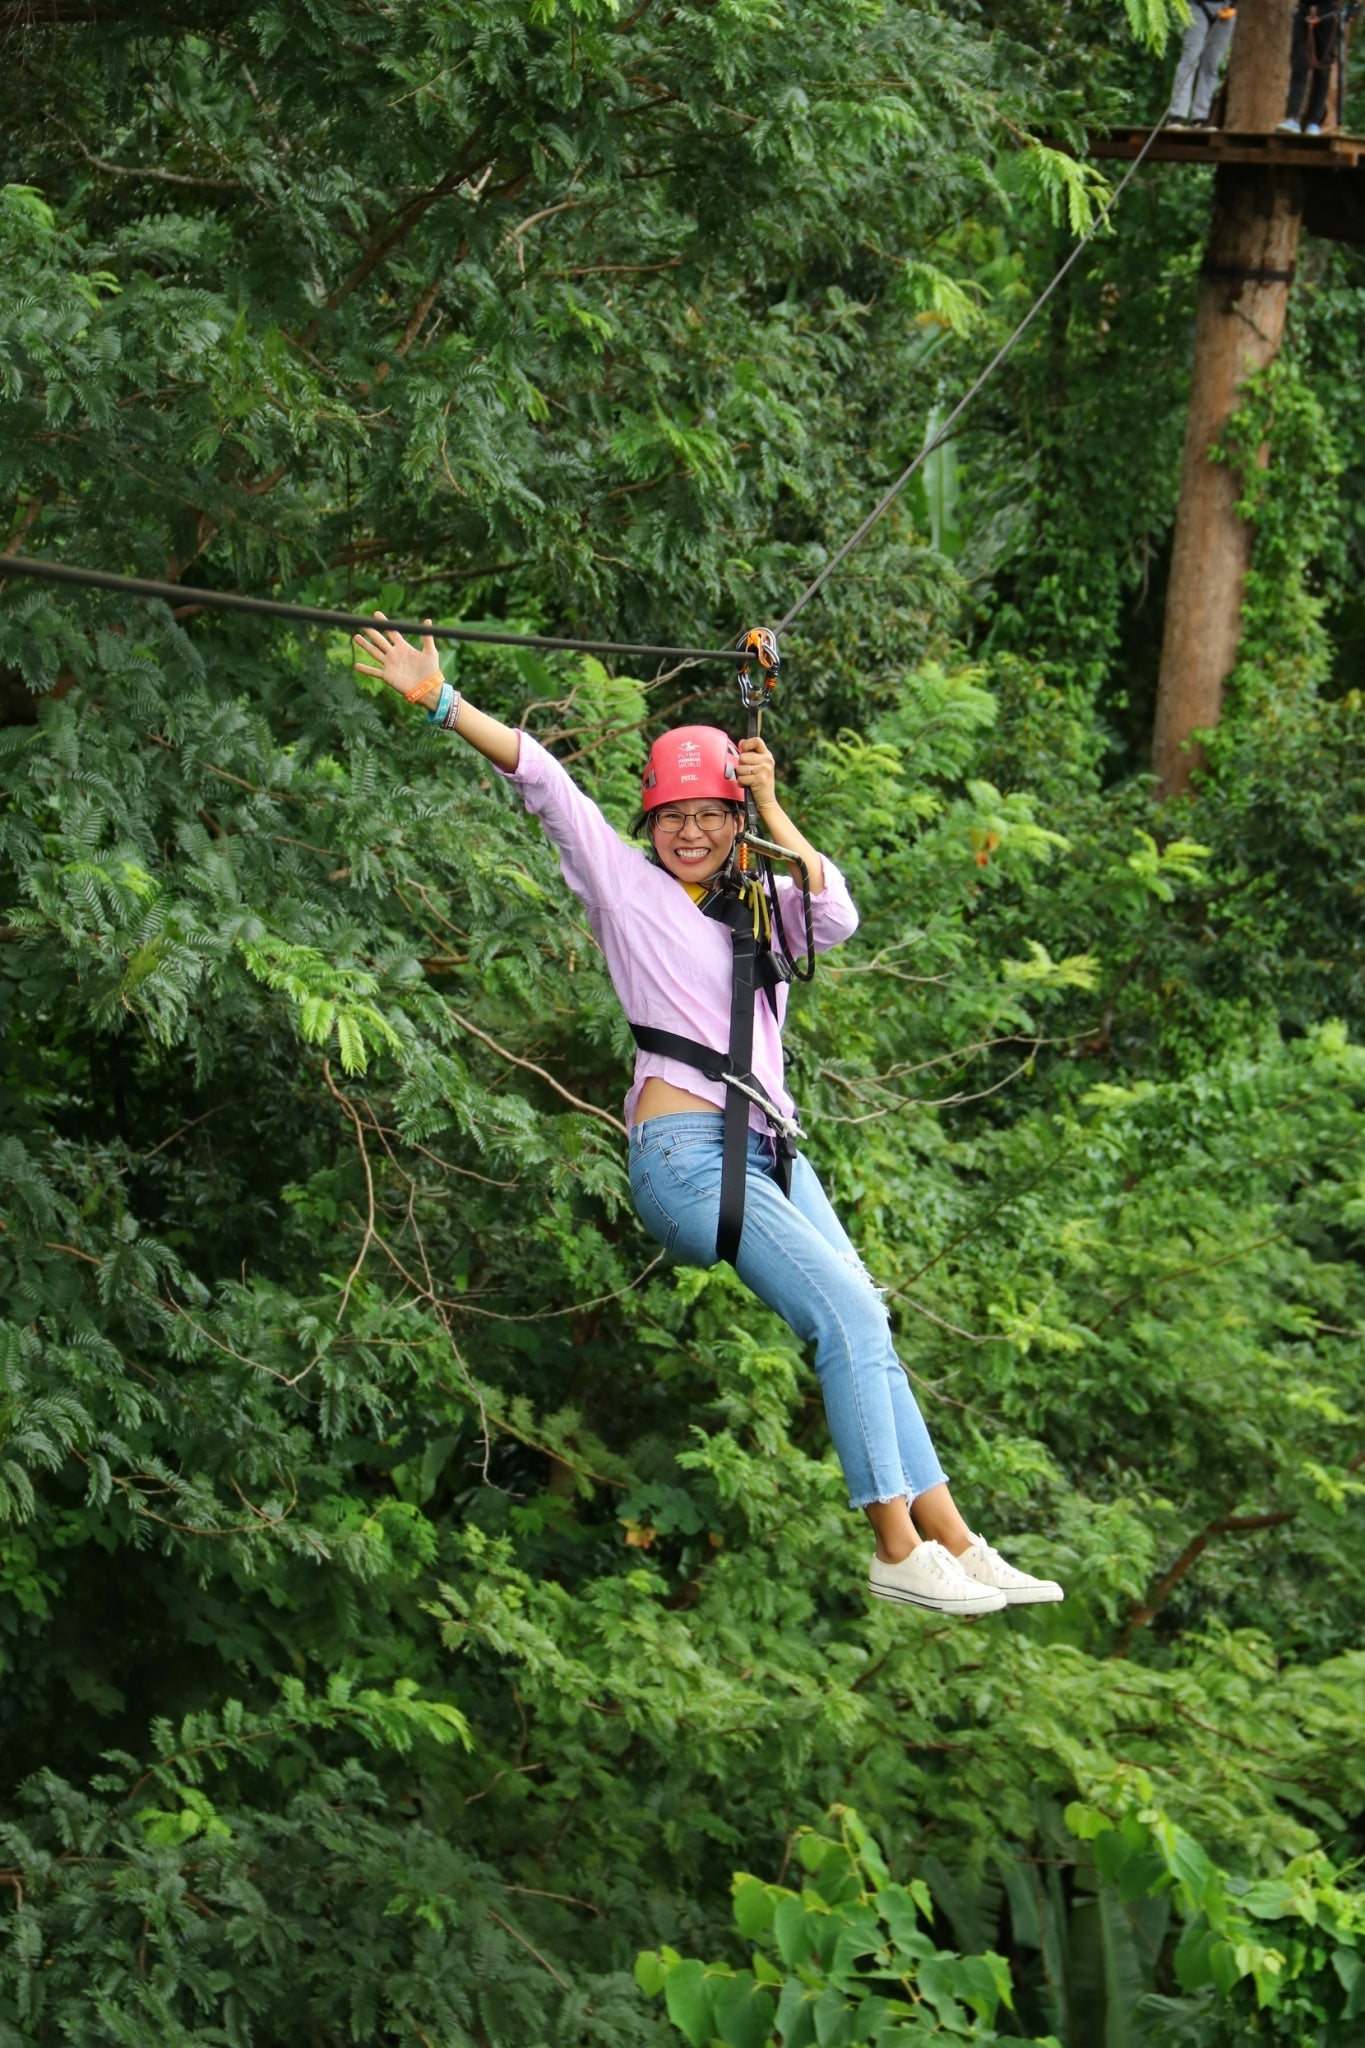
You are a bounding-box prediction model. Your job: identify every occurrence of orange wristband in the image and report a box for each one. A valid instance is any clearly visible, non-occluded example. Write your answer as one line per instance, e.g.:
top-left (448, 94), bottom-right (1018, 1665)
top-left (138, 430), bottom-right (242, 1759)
top-left (401, 671), bottom-right (443, 703)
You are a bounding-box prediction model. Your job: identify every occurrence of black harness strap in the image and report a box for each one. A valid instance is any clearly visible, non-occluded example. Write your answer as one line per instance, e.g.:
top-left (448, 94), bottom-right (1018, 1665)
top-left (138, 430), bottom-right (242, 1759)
top-left (699, 883), bottom-right (789, 1014)
top-left (629, 1023), bottom-right (730, 1089)
top-left (719, 913), bottom-right (758, 1266)
top-left (630, 1004), bottom-right (800, 1265)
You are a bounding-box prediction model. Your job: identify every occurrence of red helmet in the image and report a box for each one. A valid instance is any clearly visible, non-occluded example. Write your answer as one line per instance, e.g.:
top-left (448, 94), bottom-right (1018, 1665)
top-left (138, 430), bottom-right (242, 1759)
top-left (641, 725), bottom-right (740, 813)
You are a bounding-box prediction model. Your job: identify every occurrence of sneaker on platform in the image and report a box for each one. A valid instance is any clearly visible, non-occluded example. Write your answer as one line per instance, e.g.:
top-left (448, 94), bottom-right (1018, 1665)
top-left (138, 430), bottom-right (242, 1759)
top-left (955, 1536), bottom-right (1064, 1605)
top-left (1305, 121), bottom-right (1322, 135)
top-left (868, 1541), bottom-right (1006, 1617)
top-left (1277, 117), bottom-right (1302, 133)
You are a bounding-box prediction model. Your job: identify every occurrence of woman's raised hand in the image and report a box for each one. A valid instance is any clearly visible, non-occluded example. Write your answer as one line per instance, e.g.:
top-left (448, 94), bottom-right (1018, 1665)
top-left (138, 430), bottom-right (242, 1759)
top-left (352, 613), bottom-right (442, 705)
top-left (736, 734), bottom-right (778, 813)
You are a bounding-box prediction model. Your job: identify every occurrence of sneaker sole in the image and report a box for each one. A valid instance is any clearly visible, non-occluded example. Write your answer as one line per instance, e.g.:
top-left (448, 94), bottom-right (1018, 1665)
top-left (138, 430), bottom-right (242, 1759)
top-left (995, 1585), bottom-right (1065, 1605)
top-left (868, 1580), bottom-right (1007, 1617)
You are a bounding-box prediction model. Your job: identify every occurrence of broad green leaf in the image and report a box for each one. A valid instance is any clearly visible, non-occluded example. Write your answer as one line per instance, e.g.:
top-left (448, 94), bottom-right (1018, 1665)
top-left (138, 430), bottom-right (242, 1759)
top-left (1334, 1947), bottom-right (1365, 2018)
top-left (811, 1984), bottom-right (856, 2048)
top-left (774, 1897), bottom-right (821, 1970)
top-left (634, 1950), bottom-right (666, 1998)
top-left (663, 1960), bottom-right (717, 2048)
top-left (734, 1876), bottom-right (779, 1939)
top-left (712, 1970), bottom-right (777, 2048)
top-left (774, 1979), bottom-right (817, 2048)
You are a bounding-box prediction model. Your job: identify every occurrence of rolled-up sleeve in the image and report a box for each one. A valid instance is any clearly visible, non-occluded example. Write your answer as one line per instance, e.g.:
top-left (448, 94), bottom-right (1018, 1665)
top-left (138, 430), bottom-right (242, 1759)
top-left (500, 732), bottom-right (642, 914)
top-left (776, 856), bottom-right (858, 956)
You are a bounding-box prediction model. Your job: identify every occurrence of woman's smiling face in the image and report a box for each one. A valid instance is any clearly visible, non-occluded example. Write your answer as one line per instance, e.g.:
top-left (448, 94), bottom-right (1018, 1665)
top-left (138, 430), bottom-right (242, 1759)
top-left (649, 802), bottom-right (740, 887)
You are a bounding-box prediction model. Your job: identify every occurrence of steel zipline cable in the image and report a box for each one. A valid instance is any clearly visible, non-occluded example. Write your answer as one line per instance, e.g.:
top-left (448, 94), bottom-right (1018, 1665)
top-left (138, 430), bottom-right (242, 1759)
top-left (0, 554), bottom-right (746, 666)
top-left (775, 114), bottom-right (1170, 633)
top-left (0, 119), bottom-right (1167, 663)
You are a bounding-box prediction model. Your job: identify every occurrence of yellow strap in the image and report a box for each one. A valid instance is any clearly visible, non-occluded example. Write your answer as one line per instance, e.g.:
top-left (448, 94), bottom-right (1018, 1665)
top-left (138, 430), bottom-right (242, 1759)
top-left (682, 877), bottom-right (770, 943)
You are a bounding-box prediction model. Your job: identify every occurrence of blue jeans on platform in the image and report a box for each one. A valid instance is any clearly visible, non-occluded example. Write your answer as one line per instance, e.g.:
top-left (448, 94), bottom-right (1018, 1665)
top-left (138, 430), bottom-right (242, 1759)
top-left (628, 1113), bottom-right (948, 1510)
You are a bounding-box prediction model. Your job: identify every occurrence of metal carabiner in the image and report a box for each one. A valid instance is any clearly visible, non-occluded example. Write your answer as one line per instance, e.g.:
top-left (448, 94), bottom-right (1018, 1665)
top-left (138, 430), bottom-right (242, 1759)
top-left (736, 625), bottom-right (780, 713)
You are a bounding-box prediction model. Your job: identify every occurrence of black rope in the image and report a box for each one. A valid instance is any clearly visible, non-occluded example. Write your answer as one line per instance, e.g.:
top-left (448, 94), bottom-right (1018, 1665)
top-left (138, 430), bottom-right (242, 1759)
top-left (0, 553), bottom-right (748, 665)
top-left (775, 114), bottom-right (1173, 634)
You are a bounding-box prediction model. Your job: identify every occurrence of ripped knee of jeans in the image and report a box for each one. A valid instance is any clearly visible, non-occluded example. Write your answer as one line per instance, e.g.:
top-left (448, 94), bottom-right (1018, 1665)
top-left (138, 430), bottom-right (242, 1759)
top-left (839, 1244), bottom-right (888, 1302)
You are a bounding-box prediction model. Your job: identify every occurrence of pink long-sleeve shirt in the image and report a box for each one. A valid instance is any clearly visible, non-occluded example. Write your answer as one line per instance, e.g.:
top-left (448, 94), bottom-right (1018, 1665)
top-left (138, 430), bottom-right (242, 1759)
top-left (502, 734), bottom-right (859, 1131)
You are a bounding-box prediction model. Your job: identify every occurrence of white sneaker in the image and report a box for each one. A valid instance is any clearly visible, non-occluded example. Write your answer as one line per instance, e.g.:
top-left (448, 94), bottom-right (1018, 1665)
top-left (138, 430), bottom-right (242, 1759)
top-left (955, 1535), bottom-right (1064, 1605)
top-left (868, 1541), bottom-right (1007, 1616)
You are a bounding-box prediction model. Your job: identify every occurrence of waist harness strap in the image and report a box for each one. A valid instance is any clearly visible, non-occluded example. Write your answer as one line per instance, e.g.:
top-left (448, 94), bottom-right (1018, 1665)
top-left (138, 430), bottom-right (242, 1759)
top-left (720, 915), bottom-right (758, 1265)
top-left (629, 1018), bottom-right (801, 1265)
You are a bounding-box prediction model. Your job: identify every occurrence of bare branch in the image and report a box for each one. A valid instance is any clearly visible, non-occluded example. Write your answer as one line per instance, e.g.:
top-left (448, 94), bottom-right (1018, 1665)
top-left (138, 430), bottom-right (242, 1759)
top-left (395, 277), bottom-right (442, 357)
top-left (3, 488), bottom-right (48, 556)
top-left (888, 1290), bottom-right (994, 1345)
top-left (52, 117), bottom-right (243, 189)
top-left (485, 1908), bottom-right (571, 1990)
top-left (1115, 1509), bottom-right (1299, 1655)
top-left (818, 1045), bottom-right (1045, 1124)
top-left (502, 1883), bottom-right (602, 1916)
top-left (447, 1007), bottom-right (627, 1136)
top-left (143, 1100), bottom-right (242, 1160)
top-left (548, 257), bottom-right (681, 277)
top-left (443, 1254), bottom-right (664, 1323)
top-left (327, 140), bottom-right (489, 307)
top-left (463, 1762), bottom-right (549, 1805)
top-left (321, 1058), bottom-right (379, 1318)
top-left (1089, 1231), bottom-right (1289, 1334)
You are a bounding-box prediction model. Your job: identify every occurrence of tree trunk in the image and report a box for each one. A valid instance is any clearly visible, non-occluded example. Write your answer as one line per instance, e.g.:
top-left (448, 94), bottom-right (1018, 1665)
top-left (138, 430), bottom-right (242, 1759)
top-left (1223, 0), bottom-right (1293, 130)
top-left (1151, 0), bottom-right (1301, 797)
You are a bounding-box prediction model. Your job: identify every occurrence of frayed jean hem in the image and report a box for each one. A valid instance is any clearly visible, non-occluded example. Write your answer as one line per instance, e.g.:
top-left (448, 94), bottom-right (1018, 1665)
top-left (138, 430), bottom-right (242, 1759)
top-left (847, 1474), bottom-right (950, 1513)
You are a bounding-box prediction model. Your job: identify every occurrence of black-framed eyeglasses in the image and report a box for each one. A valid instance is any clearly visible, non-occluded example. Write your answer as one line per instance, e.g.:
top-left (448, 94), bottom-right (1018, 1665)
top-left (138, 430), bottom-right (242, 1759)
top-left (651, 805), bottom-right (735, 836)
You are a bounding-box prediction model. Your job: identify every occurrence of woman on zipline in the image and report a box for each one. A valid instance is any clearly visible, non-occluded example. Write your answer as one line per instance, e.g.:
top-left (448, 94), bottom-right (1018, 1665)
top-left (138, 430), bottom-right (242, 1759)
top-left (356, 617), bottom-right (1063, 1618)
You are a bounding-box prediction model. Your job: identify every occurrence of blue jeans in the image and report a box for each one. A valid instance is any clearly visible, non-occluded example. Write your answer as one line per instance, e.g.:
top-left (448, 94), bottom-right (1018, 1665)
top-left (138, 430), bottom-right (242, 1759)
top-left (628, 1113), bottom-right (948, 1510)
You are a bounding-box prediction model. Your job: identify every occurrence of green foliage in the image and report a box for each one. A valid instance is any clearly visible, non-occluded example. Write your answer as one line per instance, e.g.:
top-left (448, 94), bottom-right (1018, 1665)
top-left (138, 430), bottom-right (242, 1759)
top-left (0, 1679), bottom-right (651, 2048)
top-left (1068, 1773), bottom-right (1365, 2044)
top-left (638, 1808), bottom-right (1043, 2046)
top-left (641, 1791), bottom-right (1365, 2048)
top-left (237, 934), bottom-right (406, 1075)
top-left (1219, 354), bottom-right (1344, 704)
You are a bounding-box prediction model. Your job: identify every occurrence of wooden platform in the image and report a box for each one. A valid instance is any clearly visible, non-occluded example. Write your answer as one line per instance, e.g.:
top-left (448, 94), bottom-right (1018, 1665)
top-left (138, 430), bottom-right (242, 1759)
top-left (1084, 123), bottom-right (1365, 241)
top-left (1091, 124), bottom-right (1365, 170)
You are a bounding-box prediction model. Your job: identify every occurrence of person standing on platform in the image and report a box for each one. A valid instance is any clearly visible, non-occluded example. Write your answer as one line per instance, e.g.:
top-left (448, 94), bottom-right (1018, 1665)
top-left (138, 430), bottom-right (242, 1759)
top-left (1167, 0), bottom-right (1238, 125)
top-left (1278, 0), bottom-right (1353, 133)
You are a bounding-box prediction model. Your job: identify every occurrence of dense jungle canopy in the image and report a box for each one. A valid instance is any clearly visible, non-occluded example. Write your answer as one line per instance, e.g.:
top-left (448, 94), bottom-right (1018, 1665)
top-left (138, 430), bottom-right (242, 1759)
top-left (1, 1), bottom-right (1363, 2042)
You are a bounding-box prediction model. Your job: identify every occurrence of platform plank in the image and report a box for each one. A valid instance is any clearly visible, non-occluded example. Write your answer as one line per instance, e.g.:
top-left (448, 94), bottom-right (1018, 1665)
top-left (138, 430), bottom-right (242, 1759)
top-left (1089, 125), bottom-right (1365, 169)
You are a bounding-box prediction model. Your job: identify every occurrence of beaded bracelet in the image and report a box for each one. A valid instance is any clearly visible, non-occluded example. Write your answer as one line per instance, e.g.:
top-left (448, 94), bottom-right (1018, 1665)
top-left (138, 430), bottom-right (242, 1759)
top-left (402, 671), bottom-right (443, 704)
top-left (438, 690), bottom-right (463, 732)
